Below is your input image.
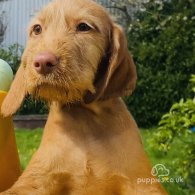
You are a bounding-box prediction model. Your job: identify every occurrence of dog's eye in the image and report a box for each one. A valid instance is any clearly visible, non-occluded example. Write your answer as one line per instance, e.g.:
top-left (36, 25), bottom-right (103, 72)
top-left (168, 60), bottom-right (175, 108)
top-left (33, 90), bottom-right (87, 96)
top-left (33, 24), bottom-right (42, 35)
top-left (77, 23), bottom-right (92, 32)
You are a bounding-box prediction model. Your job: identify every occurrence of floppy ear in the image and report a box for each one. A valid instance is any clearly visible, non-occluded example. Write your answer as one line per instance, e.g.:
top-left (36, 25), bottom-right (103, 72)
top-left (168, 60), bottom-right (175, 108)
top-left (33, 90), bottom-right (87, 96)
top-left (84, 24), bottom-right (137, 103)
top-left (1, 65), bottom-right (26, 117)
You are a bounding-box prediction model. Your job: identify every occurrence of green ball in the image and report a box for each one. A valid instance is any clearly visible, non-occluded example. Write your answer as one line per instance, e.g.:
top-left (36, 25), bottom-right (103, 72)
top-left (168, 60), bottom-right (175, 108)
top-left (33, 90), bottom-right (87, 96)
top-left (0, 59), bottom-right (14, 92)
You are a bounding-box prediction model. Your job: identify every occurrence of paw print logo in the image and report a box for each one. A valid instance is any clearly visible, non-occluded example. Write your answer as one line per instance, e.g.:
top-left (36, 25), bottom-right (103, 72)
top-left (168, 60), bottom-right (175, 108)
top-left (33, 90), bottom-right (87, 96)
top-left (151, 164), bottom-right (170, 177)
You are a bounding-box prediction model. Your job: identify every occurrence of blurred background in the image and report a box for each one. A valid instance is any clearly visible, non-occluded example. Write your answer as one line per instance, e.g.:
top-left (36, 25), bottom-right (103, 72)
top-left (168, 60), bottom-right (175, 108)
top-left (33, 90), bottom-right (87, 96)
top-left (0, 0), bottom-right (194, 194)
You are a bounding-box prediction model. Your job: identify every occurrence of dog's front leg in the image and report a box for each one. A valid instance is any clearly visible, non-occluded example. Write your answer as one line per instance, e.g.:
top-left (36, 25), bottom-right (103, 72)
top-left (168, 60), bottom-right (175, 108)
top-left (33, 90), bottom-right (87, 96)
top-left (0, 159), bottom-right (73, 195)
top-left (0, 173), bottom-right (72, 195)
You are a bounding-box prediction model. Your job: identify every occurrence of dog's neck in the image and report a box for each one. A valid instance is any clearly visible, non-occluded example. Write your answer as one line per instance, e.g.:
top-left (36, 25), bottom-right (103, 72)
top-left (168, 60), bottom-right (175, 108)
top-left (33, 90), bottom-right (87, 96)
top-left (39, 97), bottom-right (141, 167)
top-left (50, 98), bottom-right (126, 117)
top-left (44, 97), bottom-right (138, 137)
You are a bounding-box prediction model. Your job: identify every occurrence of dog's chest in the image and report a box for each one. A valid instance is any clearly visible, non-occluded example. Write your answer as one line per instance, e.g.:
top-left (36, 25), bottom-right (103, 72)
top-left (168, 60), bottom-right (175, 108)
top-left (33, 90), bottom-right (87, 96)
top-left (48, 150), bottom-right (128, 195)
top-left (39, 106), bottom-right (136, 194)
top-left (40, 128), bottom-right (130, 194)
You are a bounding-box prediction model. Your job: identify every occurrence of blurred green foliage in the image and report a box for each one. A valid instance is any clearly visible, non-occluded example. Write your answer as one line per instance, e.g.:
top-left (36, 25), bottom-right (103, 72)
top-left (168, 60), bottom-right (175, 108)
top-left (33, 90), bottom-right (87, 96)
top-left (152, 75), bottom-right (195, 194)
top-left (0, 44), bottom-right (22, 74)
top-left (18, 96), bottom-right (48, 115)
top-left (143, 128), bottom-right (195, 195)
top-left (126, 0), bottom-right (195, 127)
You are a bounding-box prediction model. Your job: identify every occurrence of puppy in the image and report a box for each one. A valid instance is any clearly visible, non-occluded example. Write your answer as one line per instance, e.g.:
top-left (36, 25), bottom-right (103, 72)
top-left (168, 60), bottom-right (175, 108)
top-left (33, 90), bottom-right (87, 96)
top-left (1, 0), bottom-right (167, 194)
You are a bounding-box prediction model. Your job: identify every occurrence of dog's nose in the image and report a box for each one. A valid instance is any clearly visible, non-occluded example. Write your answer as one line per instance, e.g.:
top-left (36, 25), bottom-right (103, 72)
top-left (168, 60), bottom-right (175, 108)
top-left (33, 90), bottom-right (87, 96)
top-left (33, 52), bottom-right (58, 75)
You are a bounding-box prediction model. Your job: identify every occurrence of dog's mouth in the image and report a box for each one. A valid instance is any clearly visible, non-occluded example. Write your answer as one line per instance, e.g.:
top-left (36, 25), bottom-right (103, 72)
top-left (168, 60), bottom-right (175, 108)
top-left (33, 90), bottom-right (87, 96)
top-left (25, 65), bottom-right (96, 103)
top-left (28, 82), bottom-right (68, 99)
top-left (27, 69), bottom-right (71, 90)
top-left (30, 85), bottom-right (70, 103)
top-left (27, 79), bottom-right (89, 104)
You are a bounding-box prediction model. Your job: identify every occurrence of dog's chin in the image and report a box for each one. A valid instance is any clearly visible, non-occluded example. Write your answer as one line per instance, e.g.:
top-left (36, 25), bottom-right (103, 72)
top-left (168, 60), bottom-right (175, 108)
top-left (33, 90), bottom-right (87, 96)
top-left (27, 84), bottom-right (85, 104)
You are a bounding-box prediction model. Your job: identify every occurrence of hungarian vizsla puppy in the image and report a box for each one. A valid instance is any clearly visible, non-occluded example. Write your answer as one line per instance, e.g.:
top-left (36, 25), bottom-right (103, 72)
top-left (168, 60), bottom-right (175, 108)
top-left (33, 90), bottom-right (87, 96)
top-left (1, 0), bottom-right (167, 194)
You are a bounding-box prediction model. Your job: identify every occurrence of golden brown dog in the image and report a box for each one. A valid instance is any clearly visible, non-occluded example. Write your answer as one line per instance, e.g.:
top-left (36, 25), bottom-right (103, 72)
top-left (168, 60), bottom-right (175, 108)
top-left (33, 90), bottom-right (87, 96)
top-left (1, 0), bottom-right (167, 194)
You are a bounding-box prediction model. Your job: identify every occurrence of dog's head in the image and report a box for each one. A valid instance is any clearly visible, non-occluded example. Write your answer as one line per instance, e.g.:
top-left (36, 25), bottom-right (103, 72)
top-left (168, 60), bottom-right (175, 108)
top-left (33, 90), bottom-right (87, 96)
top-left (1, 0), bottom-right (137, 116)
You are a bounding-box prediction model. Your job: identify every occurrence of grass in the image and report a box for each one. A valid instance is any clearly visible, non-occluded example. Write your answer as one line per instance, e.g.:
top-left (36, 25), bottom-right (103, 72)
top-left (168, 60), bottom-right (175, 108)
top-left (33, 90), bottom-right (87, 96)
top-left (141, 130), bottom-right (194, 195)
top-left (15, 129), bottom-right (43, 169)
top-left (15, 128), bottom-right (194, 195)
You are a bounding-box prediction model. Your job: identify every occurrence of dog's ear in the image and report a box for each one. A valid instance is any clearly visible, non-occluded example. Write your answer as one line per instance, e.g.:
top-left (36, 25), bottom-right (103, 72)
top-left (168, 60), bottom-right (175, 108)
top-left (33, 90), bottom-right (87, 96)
top-left (84, 24), bottom-right (137, 103)
top-left (1, 65), bottom-right (26, 117)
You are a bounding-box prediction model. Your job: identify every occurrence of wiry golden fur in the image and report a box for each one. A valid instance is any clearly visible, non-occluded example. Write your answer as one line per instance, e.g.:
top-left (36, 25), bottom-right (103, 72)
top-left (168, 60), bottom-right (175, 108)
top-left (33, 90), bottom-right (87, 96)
top-left (1, 0), bottom-right (167, 194)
